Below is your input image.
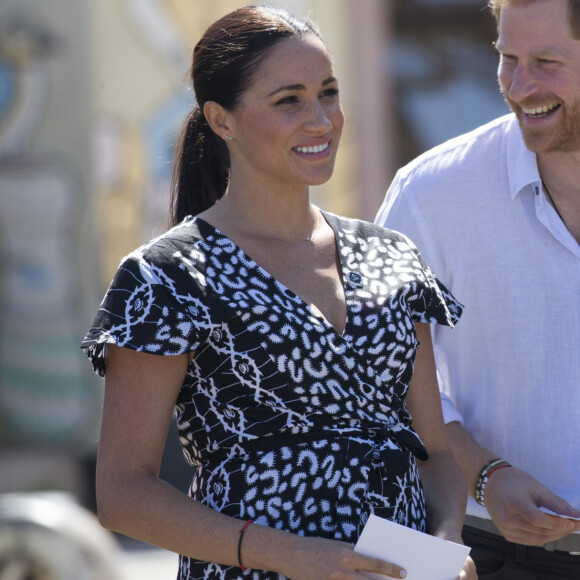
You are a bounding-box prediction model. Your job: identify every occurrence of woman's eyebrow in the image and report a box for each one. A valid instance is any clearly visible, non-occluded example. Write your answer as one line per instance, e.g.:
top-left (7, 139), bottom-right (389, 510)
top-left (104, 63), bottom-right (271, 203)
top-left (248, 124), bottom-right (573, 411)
top-left (267, 76), bottom-right (337, 97)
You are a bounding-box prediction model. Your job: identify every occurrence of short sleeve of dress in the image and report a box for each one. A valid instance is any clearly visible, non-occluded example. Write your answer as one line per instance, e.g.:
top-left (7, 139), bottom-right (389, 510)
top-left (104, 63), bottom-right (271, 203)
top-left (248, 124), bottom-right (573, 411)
top-left (80, 247), bottom-right (206, 377)
top-left (399, 232), bottom-right (463, 327)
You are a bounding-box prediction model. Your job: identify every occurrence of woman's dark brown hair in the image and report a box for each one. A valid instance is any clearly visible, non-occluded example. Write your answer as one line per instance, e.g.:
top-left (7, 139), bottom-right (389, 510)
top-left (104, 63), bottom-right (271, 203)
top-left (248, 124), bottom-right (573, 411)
top-left (169, 6), bottom-right (321, 226)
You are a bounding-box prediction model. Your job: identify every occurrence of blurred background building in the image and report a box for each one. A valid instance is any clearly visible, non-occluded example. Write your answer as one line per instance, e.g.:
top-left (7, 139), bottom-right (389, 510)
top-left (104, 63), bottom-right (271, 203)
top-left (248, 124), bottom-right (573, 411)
top-left (0, 0), bottom-right (508, 577)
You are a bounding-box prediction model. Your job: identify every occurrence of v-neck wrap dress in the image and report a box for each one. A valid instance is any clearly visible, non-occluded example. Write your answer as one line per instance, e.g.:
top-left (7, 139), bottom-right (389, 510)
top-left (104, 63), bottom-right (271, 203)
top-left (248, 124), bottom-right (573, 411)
top-left (81, 211), bottom-right (462, 580)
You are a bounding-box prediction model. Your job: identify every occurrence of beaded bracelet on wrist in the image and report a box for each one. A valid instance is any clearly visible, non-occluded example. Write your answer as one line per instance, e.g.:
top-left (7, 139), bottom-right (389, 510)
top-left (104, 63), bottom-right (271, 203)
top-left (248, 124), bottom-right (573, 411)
top-left (237, 519), bottom-right (254, 571)
top-left (474, 458), bottom-right (512, 507)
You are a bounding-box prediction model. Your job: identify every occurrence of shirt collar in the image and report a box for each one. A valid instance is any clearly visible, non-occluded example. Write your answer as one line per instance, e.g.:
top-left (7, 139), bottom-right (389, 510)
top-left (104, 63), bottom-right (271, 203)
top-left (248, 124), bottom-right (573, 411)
top-left (505, 114), bottom-right (541, 199)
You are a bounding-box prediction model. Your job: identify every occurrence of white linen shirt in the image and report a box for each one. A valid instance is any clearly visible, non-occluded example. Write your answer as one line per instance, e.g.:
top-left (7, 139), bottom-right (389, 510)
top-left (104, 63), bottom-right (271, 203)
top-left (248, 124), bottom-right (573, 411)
top-left (376, 113), bottom-right (580, 520)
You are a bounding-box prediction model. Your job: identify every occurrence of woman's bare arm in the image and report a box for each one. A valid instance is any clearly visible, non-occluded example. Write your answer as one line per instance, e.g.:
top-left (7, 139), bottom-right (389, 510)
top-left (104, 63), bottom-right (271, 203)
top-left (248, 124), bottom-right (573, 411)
top-left (96, 345), bottom-right (408, 579)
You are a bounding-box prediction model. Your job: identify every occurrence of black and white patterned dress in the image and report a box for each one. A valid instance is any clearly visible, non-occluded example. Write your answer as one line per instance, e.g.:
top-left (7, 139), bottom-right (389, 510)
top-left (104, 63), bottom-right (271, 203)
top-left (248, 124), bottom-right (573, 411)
top-left (81, 211), bottom-right (462, 580)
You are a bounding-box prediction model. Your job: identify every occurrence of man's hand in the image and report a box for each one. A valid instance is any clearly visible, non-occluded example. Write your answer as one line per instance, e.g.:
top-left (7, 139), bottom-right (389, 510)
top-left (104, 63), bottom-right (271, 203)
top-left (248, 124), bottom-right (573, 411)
top-left (484, 465), bottom-right (580, 546)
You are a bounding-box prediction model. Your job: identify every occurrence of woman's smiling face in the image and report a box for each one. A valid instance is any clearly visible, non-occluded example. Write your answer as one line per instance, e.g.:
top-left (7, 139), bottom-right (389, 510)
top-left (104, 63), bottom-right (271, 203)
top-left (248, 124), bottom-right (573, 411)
top-left (226, 33), bottom-right (344, 190)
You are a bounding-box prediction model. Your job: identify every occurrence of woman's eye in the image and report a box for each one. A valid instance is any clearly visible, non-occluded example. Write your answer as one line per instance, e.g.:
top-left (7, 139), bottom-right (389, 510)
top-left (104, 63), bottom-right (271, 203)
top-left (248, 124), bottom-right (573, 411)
top-left (276, 96), bottom-right (299, 106)
top-left (321, 88), bottom-right (339, 99)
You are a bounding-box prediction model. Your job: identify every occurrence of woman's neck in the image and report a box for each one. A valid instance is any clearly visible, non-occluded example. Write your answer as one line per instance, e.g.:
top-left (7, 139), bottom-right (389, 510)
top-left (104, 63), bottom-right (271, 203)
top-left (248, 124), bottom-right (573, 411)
top-left (214, 181), bottom-right (316, 239)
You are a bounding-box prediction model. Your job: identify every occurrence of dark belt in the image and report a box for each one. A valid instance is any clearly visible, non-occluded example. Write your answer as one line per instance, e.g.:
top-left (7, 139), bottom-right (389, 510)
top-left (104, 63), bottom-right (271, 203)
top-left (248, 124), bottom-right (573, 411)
top-left (465, 515), bottom-right (580, 554)
top-left (204, 424), bottom-right (428, 475)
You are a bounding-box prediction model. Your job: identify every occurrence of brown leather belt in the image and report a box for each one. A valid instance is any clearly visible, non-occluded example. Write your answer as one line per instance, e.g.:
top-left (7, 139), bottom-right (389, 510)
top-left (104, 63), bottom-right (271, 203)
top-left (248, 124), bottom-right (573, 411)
top-left (464, 515), bottom-right (580, 554)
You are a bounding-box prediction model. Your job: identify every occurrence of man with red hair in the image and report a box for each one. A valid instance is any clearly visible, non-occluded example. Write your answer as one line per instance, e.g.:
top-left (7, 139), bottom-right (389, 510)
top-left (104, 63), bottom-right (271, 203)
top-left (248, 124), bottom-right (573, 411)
top-left (377, 1), bottom-right (580, 577)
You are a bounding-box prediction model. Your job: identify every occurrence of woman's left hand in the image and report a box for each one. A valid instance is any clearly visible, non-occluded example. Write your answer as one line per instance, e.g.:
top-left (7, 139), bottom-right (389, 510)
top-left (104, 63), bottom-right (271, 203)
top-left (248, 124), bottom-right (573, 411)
top-left (432, 530), bottom-right (477, 580)
top-left (458, 555), bottom-right (477, 579)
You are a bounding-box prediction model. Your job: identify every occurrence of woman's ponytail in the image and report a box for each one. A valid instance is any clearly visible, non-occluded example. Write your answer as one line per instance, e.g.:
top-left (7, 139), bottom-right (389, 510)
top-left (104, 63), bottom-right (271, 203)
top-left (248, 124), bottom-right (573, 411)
top-left (169, 106), bottom-right (229, 227)
top-left (168, 6), bottom-right (320, 228)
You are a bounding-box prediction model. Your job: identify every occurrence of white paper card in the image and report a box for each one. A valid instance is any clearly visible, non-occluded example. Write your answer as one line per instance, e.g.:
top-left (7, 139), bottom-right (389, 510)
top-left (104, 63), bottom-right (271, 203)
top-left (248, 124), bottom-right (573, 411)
top-left (539, 507), bottom-right (580, 521)
top-left (354, 514), bottom-right (471, 580)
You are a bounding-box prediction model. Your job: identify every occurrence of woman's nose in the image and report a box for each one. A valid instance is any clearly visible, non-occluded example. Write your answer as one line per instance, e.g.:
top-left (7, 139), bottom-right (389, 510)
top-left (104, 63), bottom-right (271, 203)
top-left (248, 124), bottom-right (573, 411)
top-left (304, 102), bottom-right (332, 132)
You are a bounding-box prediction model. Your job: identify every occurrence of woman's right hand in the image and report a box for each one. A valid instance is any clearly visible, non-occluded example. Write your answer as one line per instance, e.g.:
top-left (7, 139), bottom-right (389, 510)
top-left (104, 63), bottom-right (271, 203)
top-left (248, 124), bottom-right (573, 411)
top-left (274, 536), bottom-right (407, 579)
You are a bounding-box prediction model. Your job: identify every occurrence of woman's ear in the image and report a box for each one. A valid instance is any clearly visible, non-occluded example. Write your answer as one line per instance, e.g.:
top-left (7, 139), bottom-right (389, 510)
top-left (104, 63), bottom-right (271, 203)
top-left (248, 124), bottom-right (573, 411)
top-left (203, 101), bottom-right (234, 142)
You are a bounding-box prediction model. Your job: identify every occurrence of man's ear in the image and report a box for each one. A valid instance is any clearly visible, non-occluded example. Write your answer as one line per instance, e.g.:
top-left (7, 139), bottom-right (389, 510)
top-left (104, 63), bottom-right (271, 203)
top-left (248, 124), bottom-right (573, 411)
top-left (203, 101), bottom-right (235, 141)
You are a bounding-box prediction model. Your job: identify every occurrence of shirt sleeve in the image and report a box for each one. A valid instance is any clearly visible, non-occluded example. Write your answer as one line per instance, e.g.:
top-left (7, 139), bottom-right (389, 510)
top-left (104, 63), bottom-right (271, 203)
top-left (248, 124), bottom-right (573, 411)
top-left (439, 391), bottom-right (464, 425)
top-left (376, 168), bottom-right (445, 277)
top-left (376, 169), bottom-right (419, 239)
top-left (80, 250), bottom-right (208, 376)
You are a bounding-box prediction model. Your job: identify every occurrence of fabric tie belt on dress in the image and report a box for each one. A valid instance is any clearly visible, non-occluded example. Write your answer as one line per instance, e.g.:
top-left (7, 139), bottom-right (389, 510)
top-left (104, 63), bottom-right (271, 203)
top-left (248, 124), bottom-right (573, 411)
top-left (204, 423), bottom-right (429, 476)
top-left (369, 425), bottom-right (429, 476)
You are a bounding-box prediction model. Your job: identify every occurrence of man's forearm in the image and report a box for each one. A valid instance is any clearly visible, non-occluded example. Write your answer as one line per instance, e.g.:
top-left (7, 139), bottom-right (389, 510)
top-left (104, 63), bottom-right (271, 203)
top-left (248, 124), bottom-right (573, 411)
top-left (446, 421), bottom-right (498, 499)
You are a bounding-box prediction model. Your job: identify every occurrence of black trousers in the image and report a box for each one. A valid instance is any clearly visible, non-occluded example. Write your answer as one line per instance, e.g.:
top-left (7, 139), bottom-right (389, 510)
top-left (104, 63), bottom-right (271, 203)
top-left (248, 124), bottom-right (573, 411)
top-left (463, 524), bottom-right (580, 580)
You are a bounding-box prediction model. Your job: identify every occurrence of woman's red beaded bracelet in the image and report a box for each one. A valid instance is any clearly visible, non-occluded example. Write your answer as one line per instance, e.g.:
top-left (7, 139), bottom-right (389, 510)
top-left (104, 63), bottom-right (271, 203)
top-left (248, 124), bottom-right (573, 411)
top-left (238, 519), bottom-right (254, 571)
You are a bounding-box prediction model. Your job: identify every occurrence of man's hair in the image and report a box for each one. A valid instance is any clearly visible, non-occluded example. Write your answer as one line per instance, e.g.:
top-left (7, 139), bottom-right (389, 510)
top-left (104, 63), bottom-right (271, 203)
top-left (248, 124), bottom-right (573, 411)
top-left (488, 0), bottom-right (580, 38)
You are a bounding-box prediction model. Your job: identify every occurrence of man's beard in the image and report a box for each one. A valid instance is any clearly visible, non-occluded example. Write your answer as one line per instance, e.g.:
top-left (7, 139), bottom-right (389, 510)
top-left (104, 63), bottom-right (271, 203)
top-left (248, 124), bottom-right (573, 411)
top-left (503, 92), bottom-right (580, 153)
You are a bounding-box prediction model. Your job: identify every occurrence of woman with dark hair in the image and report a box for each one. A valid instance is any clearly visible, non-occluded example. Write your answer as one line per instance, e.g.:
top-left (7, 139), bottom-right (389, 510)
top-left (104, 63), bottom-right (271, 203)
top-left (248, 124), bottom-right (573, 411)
top-left (81, 6), bottom-right (476, 579)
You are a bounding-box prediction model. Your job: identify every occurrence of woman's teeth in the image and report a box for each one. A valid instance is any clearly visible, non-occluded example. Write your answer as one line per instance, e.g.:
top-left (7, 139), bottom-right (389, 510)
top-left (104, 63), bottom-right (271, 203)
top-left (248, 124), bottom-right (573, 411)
top-left (295, 142), bottom-right (329, 154)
